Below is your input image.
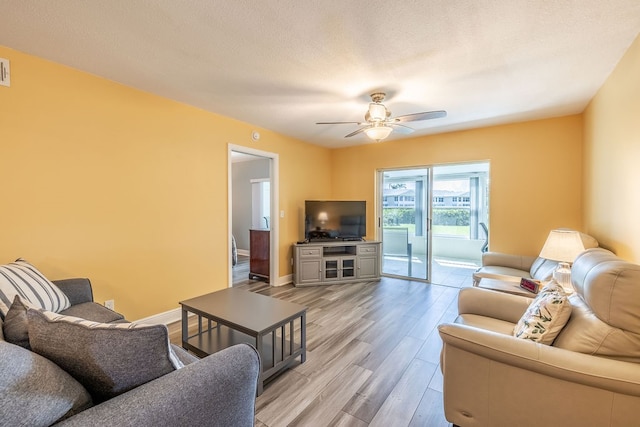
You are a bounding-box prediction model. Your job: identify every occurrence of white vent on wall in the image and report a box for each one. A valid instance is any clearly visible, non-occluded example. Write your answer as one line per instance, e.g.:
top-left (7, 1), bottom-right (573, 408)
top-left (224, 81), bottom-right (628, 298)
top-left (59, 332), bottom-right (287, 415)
top-left (0, 58), bottom-right (10, 87)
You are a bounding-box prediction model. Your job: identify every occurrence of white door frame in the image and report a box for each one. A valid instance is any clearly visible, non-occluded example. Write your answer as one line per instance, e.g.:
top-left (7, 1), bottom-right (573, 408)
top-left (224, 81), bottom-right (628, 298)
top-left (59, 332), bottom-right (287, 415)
top-left (228, 144), bottom-right (279, 287)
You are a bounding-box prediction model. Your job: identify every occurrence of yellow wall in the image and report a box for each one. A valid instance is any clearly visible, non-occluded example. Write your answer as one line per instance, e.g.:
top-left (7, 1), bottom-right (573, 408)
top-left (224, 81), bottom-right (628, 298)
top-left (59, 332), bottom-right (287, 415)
top-left (0, 46), bottom-right (332, 320)
top-left (583, 34), bottom-right (640, 262)
top-left (3, 39), bottom-right (615, 320)
top-left (331, 116), bottom-right (584, 256)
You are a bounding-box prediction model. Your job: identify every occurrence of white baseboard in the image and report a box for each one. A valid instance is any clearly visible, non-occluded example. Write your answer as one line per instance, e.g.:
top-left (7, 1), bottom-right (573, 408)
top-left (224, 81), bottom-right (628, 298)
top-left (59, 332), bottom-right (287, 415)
top-left (135, 275), bottom-right (294, 324)
top-left (135, 307), bottom-right (182, 325)
top-left (276, 274), bottom-right (293, 286)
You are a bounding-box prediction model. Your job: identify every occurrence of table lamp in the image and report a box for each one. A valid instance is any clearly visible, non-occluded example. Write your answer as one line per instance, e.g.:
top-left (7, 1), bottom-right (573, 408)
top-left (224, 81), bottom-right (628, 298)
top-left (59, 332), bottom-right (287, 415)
top-left (317, 212), bottom-right (329, 229)
top-left (538, 229), bottom-right (588, 293)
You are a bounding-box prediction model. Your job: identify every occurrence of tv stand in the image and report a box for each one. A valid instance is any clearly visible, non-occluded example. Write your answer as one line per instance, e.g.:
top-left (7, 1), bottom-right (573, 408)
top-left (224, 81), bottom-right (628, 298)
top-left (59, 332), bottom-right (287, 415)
top-left (292, 240), bottom-right (381, 287)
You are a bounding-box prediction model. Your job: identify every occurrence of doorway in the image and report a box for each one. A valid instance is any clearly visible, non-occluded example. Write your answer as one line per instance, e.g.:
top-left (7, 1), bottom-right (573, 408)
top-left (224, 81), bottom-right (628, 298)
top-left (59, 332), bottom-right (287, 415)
top-left (228, 145), bottom-right (279, 287)
top-left (378, 161), bottom-right (489, 286)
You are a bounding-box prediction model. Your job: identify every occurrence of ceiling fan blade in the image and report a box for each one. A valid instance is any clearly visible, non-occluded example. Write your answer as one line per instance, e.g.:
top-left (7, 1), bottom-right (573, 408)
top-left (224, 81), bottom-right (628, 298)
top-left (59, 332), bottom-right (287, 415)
top-left (344, 126), bottom-right (370, 138)
top-left (389, 123), bottom-right (415, 134)
top-left (393, 110), bottom-right (447, 123)
top-left (316, 121), bottom-right (363, 125)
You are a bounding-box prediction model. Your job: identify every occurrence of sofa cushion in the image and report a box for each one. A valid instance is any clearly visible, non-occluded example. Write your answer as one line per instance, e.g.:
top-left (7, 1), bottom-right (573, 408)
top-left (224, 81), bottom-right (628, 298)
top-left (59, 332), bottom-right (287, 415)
top-left (171, 343), bottom-right (199, 365)
top-left (27, 308), bottom-right (184, 402)
top-left (574, 250), bottom-right (640, 334)
top-left (4, 295), bottom-right (126, 351)
top-left (513, 282), bottom-right (572, 345)
top-left (553, 249), bottom-right (640, 361)
top-left (0, 259), bottom-right (70, 318)
top-left (528, 257), bottom-right (560, 281)
top-left (553, 294), bottom-right (640, 362)
top-left (0, 340), bottom-right (93, 426)
top-left (456, 313), bottom-right (517, 335)
top-left (60, 301), bottom-right (126, 323)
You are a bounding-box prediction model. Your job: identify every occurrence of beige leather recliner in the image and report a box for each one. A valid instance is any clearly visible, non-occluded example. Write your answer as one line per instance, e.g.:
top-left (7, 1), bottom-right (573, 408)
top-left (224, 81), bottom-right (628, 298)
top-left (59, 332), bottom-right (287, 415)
top-left (472, 252), bottom-right (557, 285)
top-left (439, 248), bottom-right (640, 427)
top-left (472, 232), bottom-right (598, 285)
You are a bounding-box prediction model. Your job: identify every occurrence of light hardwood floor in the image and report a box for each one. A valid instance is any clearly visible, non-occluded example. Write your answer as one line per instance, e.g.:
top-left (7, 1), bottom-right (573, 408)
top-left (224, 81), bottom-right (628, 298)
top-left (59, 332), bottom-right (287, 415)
top-left (169, 276), bottom-right (459, 427)
top-left (232, 254), bottom-right (250, 285)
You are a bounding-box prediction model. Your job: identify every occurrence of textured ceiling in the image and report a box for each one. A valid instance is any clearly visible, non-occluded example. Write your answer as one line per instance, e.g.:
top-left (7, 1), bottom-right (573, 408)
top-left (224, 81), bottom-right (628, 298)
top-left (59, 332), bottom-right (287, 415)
top-left (2, 1), bottom-right (640, 147)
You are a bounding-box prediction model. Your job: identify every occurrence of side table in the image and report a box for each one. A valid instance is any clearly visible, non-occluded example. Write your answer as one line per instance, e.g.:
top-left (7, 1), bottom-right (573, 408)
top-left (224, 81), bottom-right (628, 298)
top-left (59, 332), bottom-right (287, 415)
top-left (475, 277), bottom-right (539, 298)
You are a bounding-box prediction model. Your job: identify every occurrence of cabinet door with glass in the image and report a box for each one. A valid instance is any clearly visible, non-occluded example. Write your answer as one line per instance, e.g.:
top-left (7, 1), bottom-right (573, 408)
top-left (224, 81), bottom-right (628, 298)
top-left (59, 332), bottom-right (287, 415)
top-left (324, 257), bottom-right (356, 281)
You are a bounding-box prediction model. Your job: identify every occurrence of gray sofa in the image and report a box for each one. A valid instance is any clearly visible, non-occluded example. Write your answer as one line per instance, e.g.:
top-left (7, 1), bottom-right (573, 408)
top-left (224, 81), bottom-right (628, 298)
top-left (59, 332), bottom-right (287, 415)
top-left (1, 278), bottom-right (260, 427)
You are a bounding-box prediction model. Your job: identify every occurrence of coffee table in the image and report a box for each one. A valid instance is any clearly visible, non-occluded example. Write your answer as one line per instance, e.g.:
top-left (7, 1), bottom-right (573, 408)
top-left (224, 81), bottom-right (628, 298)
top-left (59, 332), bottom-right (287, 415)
top-left (179, 288), bottom-right (307, 395)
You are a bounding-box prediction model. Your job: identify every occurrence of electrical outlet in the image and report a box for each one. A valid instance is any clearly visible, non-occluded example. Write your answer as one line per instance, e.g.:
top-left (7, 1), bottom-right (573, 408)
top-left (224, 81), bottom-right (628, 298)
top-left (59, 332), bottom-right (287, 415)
top-left (104, 299), bottom-right (115, 310)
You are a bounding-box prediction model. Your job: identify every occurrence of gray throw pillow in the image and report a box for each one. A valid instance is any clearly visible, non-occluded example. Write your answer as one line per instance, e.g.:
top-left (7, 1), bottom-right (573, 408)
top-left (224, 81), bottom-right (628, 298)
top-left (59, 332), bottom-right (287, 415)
top-left (3, 295), bottom-right (32, 349)
top-left (27, 308), bottom-right (184, 402)
top-left (0, 340), bottom-right (93, 426)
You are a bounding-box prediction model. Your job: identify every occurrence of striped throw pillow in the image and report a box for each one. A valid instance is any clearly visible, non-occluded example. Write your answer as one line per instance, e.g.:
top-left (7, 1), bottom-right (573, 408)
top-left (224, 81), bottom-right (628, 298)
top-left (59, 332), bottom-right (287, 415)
top-left (0, 259), bottom-right (70, 318)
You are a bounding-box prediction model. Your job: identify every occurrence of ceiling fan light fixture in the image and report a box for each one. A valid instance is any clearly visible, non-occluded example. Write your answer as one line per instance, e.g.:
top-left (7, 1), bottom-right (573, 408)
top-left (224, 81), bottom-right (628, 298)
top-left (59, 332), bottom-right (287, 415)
top-left (365, 125), bottom-right (393, 142)
top-left (368, 103), bottom-right (387, 121)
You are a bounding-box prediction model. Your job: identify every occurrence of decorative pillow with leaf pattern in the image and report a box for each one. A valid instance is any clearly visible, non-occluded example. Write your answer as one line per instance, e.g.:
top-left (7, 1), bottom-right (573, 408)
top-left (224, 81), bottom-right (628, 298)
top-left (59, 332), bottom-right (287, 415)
top-left (513, 281), bottom-right (572, 345)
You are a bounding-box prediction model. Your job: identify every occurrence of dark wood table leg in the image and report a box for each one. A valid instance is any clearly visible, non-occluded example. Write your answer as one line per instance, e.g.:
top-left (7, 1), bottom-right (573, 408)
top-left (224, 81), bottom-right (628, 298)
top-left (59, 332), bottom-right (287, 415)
top-left (181, 307), bottom-right (188, 349)
top-left (256, 333), bottom-right (264, 395)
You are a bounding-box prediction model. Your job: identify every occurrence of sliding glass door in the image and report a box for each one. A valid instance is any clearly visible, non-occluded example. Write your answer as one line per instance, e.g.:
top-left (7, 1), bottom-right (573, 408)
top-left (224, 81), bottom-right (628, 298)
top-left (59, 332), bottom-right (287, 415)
top-left (379, 168), bottom-right (431, 281)
top-left (378, 162), bottom-right (490, 284)
top-left (430, 163), bottom-right (489, 285)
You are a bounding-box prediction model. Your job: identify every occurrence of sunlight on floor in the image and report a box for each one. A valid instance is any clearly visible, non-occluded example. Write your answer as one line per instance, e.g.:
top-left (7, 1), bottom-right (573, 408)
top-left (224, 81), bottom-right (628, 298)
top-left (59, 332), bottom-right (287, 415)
top-left (433, 258), bottom-right (479, 269)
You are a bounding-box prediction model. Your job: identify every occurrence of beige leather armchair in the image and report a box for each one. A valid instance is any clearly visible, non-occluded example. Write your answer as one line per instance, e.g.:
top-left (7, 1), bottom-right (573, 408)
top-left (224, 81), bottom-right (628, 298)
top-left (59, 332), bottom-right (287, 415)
top-left (472, 232), bottom-right (598, 285)
top-left (472, 251), bottom-right (557, 285)
top-left (439, 248), bottom-right (640, 427)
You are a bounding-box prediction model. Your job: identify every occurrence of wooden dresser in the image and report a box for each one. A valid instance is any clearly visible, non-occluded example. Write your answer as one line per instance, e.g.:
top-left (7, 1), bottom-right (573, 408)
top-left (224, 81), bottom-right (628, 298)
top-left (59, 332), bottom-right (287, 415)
top-left (249, 229), bottom-right (270, 281)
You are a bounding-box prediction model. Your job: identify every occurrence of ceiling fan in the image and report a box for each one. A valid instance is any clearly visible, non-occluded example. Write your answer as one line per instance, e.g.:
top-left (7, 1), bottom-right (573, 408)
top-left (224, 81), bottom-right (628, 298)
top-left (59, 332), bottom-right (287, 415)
top-left (316, 92), bottom-right (446, 142)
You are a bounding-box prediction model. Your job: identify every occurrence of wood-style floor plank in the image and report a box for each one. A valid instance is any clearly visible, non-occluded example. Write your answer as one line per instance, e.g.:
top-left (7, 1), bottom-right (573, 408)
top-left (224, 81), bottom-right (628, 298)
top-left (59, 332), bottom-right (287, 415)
top-left (328, 412), bottom-right (369, 427)
top-left (369, 358), bottom-right (439, 427)
top-left (409, 388), bottom-right (451, 427)
top-left (169, 276), bottom-right (460, 427)
top-left (256, 340), bottom-right (372, 426)
top-left (287, 364), bottom-right (372, 427)
top-left (343, 335), bottom-right (424, 423)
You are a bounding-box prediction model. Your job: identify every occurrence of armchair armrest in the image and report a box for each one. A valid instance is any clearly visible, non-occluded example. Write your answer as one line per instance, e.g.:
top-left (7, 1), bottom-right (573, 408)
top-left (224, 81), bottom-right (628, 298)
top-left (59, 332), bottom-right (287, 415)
top-left (438, 323), bottom-right (640, 397)
top-left (481, 251), bottom-right (537, 271)
top-left (57, 343), bottom-right (260, 427)
top-left (458, 287), bottom-right (531, 324)
top-left (53, 278), bottom-right (94, 305)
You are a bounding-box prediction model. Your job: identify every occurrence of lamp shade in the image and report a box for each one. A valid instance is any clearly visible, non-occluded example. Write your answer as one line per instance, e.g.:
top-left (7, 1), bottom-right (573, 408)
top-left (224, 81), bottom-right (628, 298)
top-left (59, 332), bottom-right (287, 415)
top-left (539, 229), bottom-right (587, 263)
top-left (317, 212), bottom-right (329, 222)
top-left (365, 125), bottom-right (393, 141)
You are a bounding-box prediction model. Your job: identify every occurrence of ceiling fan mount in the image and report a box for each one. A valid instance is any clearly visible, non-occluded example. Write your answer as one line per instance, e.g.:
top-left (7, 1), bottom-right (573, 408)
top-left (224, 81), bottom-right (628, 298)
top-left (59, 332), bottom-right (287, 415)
top-left (369, 92), bottom-right (386, 104)
top-left (316, 91), bottom-right (446, 142)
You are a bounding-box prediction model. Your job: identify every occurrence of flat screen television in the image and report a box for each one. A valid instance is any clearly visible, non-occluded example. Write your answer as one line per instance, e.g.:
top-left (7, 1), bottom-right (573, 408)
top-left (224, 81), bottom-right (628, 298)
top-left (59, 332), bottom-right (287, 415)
top-left (304, 200), bottom-right (366, 241)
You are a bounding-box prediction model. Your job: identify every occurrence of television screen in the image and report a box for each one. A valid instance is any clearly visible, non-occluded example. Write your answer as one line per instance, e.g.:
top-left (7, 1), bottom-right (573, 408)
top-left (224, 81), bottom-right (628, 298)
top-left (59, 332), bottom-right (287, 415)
top-left (304, 200), bottom-right (366, 241)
